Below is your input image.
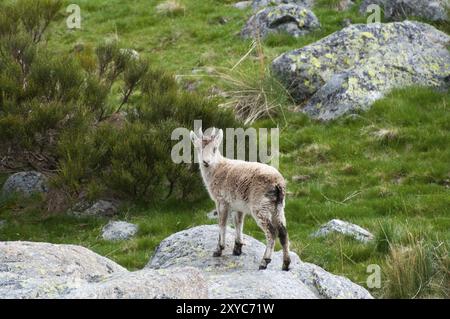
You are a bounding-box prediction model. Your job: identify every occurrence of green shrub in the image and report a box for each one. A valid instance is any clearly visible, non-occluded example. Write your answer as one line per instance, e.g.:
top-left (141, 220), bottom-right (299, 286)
top-left (0, 0), bottom-right (239, 205)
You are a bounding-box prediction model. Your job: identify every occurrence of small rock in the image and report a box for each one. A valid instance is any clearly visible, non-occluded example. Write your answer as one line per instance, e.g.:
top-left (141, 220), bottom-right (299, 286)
top-left (292, 175), bottom-right (311, 182)
top-left (102, 221), bottom-right (138, 241)
top-left (241, 4), bottom-right (321, 39)
top-left (1, 171), bottom-right (48, 197)
top-left (233, 1), bottom-right (252, 10)
top-left (0, 220), bottom-right (5, 229)
top-left (334, 0), bottom-right (354, 11)
top-left (312, 219), bottom-right (374, 243)
top-left (69, 200), bottom-right (119, 217)
top-left (251, 0), bottom-right (315, 11)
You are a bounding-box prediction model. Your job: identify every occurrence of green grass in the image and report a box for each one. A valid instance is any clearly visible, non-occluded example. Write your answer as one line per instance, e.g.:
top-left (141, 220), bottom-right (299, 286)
top-left (1, 0), bottom-right (449, 299)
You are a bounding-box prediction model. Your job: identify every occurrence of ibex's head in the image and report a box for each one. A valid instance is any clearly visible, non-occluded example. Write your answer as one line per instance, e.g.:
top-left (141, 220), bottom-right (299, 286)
top-left (190, 128), bottom-right (223, 168)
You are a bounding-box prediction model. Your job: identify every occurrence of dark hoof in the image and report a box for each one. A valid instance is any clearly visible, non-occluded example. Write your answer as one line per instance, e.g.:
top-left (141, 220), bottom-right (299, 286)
top-left (282, 258), bottom-right (291, 271)
top-left (213, 250), bottom-right (222, 257)
top-left (258, 258), bottom-right (271, 270)
top-left (232, 243), bottom-right (243, 256)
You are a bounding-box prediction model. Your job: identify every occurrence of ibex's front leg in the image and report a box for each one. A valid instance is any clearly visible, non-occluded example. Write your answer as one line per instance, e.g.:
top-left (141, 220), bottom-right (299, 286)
top-left (213, 202), bottom-right (229, 257)
top-left (233, 211), bottom-right (244, 256)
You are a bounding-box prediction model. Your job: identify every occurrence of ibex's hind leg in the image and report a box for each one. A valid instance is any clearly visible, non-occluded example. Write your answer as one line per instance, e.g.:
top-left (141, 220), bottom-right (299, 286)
top-left (213, 202), bottom-right (229, 257)
top-left (233, 211), bottom-right (244, 256)
top-left (278, 223), bottom-right (291, 271)
top-left (254, 210), bottom-right (276, 270)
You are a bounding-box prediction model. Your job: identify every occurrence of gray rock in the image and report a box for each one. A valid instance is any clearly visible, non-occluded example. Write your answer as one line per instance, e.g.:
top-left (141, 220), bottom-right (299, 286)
top-left (233, 1), bottom-right (252, 10)
top-left (102, 221), bottom-right (138, 241)
top-left (65, 267), bottom-right (208, 299)
top-left (0, 241), bottom-right (208, 299)
top-left (241, 4), bottom-right (320, 39)
top-left (208, 270), bottom-right (317, 298)
top-left (293, 262), bottom-right (374, 299)
top-left (360, 0), bottom-right (449, 22)
top-left (0, 220), bottom-right (5, 229)
top-left (251, 0), bottom-right (315, 11)
top-left (272, 21), bottom-right (450, 120)
top-left (335, 0), bottom-right (355, 11)
top-left (147, 225), bottom-right (373, 299)
top-left (0, 241), bottom-right (126, 299)
top-left (1, 171), bottom-right (48, 197)
top-left (69, 199), bottom-right (119, 217)
top-left (312, 219), bottom-right (374, 243)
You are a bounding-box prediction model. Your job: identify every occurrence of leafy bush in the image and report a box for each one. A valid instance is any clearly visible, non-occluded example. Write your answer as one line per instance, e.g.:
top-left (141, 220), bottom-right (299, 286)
top-left (0, 0), bottom-right (238, 207)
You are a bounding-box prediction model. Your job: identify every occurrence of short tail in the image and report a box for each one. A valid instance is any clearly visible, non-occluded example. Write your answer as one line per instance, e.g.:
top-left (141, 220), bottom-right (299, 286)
top-left (274, 184), bottom-right (285, 206)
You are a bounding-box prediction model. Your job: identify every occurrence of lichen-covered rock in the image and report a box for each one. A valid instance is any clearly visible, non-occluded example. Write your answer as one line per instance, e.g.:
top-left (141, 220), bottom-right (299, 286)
top-left (272, 21), bottom-right (450, 120)
top-left (312, 219), bottom-right (374, 243)
top-left (69, 199), bottom-right (119, 217)
top-left (360, 0), bottom-right (449, 22)
top-left (241, 4), bottom-right (320, 39)
top-left (65, 268), bottom-right (208, 299)
top-left (251, 0), bottom-right (315, 11)
top-left (102, 221), bottom-right (138, 241)
top-left (147, 225), bottom-right (373, 299)
top-left (0, 241), bottom-right (126, 299)
top-left (1, 171), bottom-right (48, 197)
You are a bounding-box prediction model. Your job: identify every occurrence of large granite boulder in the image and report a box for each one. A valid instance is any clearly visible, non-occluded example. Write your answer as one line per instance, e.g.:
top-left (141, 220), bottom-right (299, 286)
top-left (0, 241), bottom-right (207, 299)
top-left (1, 171), bottom-right (48, 197)
top-left (251, 0), bottom-right (315, 11)
top-left (360, 0), bottom-right (449, 22)
top-left (65, 267), bottom-right (208, 299)
top-left (0, 241), bottom-right (125, 299)
top-left (147, 225), bottom-right (373, 299)
top-left (241, 4), bottom-right (320, 39)
top-left (272, 21), bottom-right (450, 120)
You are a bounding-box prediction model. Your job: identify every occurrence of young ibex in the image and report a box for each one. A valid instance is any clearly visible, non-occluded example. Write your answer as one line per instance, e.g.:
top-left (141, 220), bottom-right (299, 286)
top-left (190, 128), bottom-right (291, 271)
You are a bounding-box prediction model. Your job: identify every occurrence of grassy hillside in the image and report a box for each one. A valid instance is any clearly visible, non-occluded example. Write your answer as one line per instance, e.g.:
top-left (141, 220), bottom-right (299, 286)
top-left (0, 0), bottom-right (449, 298)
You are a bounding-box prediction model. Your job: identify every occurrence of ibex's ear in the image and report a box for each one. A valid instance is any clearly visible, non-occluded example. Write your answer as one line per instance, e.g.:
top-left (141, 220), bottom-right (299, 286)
top-left (214, 129), bottom-right (223, 146)
top-left (190, 131), bottom-right (200, 147)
